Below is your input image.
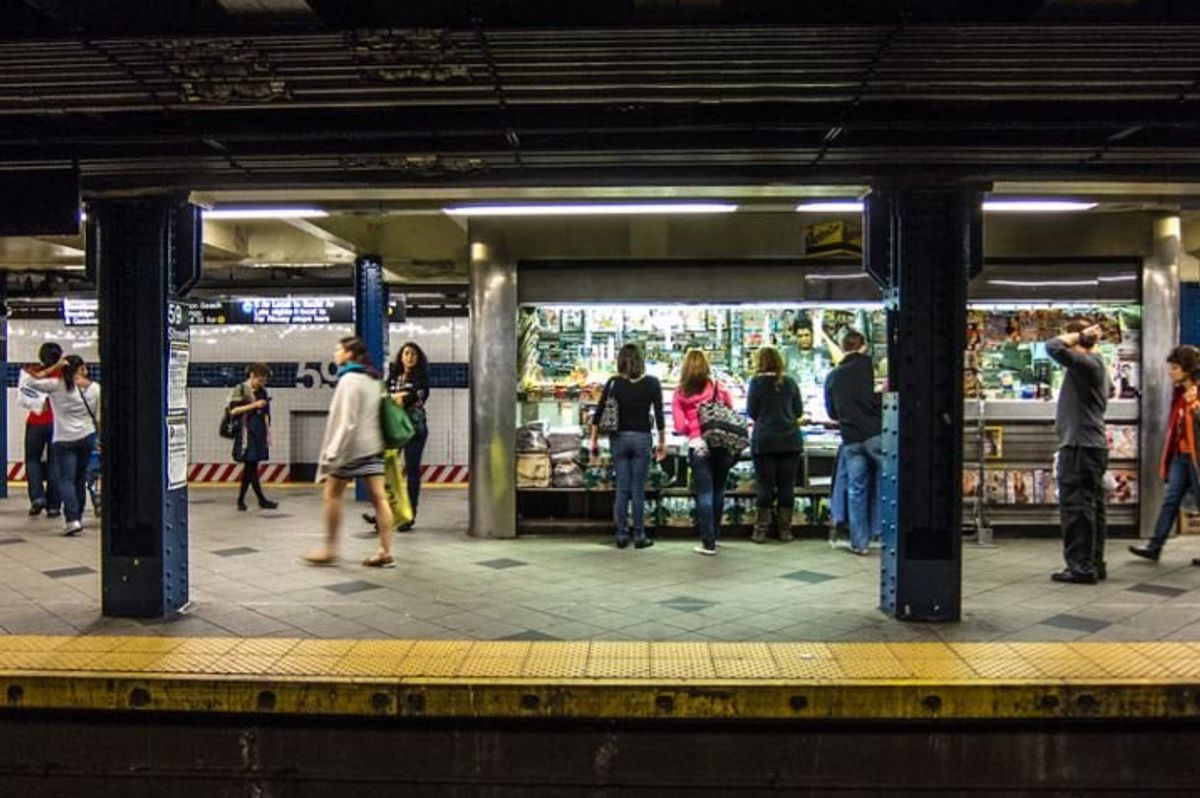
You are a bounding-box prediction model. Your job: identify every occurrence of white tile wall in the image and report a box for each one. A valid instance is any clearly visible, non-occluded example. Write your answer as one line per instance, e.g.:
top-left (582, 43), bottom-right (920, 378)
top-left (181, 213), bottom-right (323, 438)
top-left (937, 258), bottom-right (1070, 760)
top-left (6, 317), bottom-right (472, 470)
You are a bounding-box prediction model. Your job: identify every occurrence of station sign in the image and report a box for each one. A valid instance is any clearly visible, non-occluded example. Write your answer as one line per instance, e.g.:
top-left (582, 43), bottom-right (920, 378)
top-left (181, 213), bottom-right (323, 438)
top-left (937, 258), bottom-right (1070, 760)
top-left (59, 296), bottom-right (405, 326)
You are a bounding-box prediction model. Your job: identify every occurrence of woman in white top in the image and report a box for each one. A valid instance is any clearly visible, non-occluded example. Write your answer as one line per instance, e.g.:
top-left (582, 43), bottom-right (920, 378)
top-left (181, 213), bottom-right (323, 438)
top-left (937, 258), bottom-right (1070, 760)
top-left (26, 355), bottom-right (100, 536)
top-left (302, 336), bottom-right (395, 568)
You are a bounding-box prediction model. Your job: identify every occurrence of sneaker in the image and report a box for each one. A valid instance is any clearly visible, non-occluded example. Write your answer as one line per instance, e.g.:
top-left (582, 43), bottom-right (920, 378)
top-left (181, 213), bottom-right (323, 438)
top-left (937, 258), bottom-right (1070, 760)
top-left (693, 544), bottom-right (717, 556)
top-left (46, 509), bottom-right (61, 518)
top-left (849, 546), bottom-right (869, 556)
top-left (258, 498), bottom-right (279, 510)
top-left (616, 538), bottom-right (630, 549)
top-left (28, 502), bottom-right (44, 517)
top-left (62, 521), bottom-right (82, 537)
top-left (634, 538), bottom-right (654, 549)
top-left (1128, 544), bottom-right (1160, 562)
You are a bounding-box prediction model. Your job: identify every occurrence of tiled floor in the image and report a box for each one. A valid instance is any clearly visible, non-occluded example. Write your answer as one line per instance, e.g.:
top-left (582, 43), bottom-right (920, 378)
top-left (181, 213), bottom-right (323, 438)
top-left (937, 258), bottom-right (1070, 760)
top-left (3, 486), bottom-right (1200, 643)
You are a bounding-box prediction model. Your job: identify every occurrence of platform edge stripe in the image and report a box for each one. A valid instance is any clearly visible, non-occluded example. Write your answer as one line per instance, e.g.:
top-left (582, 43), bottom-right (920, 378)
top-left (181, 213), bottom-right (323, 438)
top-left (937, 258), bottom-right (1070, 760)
top-left (2, 677), bottom-right (1200, 721)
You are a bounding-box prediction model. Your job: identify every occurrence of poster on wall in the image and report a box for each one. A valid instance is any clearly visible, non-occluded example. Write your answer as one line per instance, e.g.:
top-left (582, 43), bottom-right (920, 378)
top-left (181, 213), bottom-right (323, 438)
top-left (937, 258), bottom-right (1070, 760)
top-left (168, 342), bottom-right (189, 413)
top-left (166, 413), bottom-right (188, 491)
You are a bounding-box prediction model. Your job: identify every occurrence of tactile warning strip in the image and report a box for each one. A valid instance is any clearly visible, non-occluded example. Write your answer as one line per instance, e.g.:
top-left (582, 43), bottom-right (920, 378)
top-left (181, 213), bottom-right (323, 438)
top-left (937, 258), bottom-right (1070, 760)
top-left (2, 636), bottom-right (1200, 720)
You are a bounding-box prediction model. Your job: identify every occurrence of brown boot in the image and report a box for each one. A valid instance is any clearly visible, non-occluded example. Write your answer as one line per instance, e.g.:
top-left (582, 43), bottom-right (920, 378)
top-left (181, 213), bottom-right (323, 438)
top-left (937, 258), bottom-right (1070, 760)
top-left (777, 507), bottom-right (794, 542)
top-left (751, 508), bottom-right (773, 544)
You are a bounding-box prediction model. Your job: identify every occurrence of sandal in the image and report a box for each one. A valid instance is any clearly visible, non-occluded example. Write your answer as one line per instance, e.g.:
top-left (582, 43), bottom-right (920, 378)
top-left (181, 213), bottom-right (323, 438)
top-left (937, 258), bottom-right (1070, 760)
top-left (362, 554), bottom-right (395, 569)
top-left (301, 550), bottom-right (338, 567)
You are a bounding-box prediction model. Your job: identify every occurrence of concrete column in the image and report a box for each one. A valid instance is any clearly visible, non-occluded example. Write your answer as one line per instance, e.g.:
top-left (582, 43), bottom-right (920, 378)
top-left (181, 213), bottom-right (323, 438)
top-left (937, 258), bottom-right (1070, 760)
top-left (1138, 216), bottom-right (1184, 537)
top-left (468, 226), bottom-right (517, 539)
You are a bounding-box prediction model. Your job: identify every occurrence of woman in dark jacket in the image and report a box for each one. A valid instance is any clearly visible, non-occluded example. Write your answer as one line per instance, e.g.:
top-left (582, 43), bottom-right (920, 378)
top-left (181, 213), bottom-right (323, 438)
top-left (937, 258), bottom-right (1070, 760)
top-left (390, 341), bottom-right (431, 530)
top-left (589, 344), bottom-right (666, 549)
top-left (228, 362), bottom-right (278, 511)
top-left (746, 345), bottom-right (804, 543)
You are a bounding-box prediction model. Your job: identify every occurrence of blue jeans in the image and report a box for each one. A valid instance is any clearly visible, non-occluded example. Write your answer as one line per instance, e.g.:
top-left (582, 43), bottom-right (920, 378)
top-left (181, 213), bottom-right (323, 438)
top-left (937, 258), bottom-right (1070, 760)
top-left (25, 423), bottom-right (60, 511)
top-left (404, 422), bottom-right (429, 515)
top-left (1150, 454), bottom-right (1200, 550)
top-left (843, 434), bottom-right (884, 551)
top-left (612, 431), bottom-right (652, 542)
top-left (690, 447), bottom-right (736, 549)
top-left (830, 445), bottom-right (849, 526)
top-left (53, 435), bottom-right (96, 524)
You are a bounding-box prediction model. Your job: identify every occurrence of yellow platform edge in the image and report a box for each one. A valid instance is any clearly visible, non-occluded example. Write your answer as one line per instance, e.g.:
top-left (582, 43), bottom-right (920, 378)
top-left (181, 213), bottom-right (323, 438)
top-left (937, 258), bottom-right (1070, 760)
top-left (2, 636), bottom-right (1200, 720)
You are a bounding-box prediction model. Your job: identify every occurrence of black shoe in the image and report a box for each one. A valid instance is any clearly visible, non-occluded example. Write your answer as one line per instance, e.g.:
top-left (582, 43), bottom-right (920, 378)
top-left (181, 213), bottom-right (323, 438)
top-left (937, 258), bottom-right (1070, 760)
top-left (46, 509), bottom-right (61, 519)
top-left (28, 502), bottom-right (44, 517)
top-left (396, 521), bottom-right (415, 533)
top-left (1051, 569), bottom-right (1098, 585)
top-left (634, 538), bottom-right (654, 549)
top-left (237, 501), bottom-right (248, 512)
top-left (1192, 558), bottom-right (1200, 567)
top-left (616, 538), bottom-right (630, 549)
top-left (362, 512), bottom-right (376, 526)
top-left (258, 499), bottom-right (279, 510)
top-left (1097, 562), bottom-right (1108, 581)
top-left (1128, 545), bottom-right (1160, 562)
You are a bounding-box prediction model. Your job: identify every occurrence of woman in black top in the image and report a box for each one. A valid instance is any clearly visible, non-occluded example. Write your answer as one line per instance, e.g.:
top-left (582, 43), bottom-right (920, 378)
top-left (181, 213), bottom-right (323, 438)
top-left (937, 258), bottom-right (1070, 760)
top-left (746, 346), bottom-right (803, 543)
top-left (228, 362), bottom-right (278, 511)
top-left (589, 344), bottom-right (666, 549)
top-left (390, 341), bottom-right (431, 530)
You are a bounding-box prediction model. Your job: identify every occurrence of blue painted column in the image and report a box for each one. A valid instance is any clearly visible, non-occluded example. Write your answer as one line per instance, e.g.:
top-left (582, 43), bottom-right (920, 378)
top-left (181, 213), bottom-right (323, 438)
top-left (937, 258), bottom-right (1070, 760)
top-left (353, 254), bottom-right (388, 502)
top-left (866, 186), bottom-right (984, 622)
top-left (88, 198), bottom-right (201, 618)
top-left (0, 276), bottom-right (7, 500)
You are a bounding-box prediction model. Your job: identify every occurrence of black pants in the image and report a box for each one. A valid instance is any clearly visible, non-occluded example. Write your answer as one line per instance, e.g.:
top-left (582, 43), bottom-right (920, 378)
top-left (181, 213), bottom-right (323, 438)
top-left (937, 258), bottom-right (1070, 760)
top-left (1057, 446), bottom-right (1108, 575)
top-left (239, 460), bottom-right (267, 504)
top-left (753, 451), bottom-right (800, 511)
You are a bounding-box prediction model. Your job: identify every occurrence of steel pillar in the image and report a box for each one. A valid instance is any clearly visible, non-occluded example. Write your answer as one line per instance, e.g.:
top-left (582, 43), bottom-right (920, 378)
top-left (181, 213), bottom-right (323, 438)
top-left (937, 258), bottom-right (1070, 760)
top-left (866, 187), bottom-right (984, 622)
top-left (353, 255), bottom-right (388, 502)
top-left (468, 225), bottom-right (517, 538)
top-left (88, 198), bottom-right (200, 618)
top-left (0, 276), bottom-right (7, 500)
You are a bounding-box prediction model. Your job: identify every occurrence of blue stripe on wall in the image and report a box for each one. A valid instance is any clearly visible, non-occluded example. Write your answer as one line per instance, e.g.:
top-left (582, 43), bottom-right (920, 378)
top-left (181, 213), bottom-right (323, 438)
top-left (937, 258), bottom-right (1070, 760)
top-left (5, 362), bottom-right (470, 390)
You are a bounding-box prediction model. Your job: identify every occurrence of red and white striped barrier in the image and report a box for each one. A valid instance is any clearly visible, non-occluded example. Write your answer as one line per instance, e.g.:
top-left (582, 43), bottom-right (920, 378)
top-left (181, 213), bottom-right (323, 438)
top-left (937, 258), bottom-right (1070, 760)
top-left (8, 461), bottom-right (467, 484)
top-left (420, 464), bottom-right (469, 484)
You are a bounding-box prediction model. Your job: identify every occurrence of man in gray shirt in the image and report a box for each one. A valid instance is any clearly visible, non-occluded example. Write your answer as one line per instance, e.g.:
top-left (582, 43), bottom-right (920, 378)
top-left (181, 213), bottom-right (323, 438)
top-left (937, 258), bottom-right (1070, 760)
top-left (1045, 319), bottom-right (1109, 584)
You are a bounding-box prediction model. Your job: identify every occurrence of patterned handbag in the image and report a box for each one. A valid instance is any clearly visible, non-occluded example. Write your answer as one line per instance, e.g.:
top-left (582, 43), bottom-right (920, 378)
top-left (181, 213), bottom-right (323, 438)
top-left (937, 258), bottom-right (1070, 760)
top-left (698, 382), bottom-right (749, 453)
top-left (597, 378), bottom-right (620, 433)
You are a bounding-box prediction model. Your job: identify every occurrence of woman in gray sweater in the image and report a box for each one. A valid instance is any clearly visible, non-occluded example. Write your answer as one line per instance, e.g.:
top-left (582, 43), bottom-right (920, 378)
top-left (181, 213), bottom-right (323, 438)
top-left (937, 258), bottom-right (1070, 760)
top-left (303, 336), bottom-right (396, 568)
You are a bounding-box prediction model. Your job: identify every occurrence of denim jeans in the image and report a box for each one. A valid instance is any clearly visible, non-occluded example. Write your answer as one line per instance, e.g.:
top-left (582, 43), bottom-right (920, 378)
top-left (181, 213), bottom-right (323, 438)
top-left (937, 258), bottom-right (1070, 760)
top-left (53, 434), bottom-right (96, 524)
top-left (843, 434), bottom-right (884, 551)
top-left (25, 423), bottom-right (59, 511)
top-left (612, 431), bottom-right (652, 542)
top-left (690, 447), bottom-right (736, 549)
top-left (404, 422), bottom-right (429, 515)
top-left (1149, 454), bottom-right (1199, 550)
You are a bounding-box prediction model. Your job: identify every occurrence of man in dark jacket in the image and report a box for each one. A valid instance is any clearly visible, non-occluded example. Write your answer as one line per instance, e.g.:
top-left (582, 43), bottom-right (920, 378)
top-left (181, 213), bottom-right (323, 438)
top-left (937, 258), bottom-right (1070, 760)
top-left (824, 330), bottom-right (883, 555)
top-left (1045, 319), bottom-right (1108, 584)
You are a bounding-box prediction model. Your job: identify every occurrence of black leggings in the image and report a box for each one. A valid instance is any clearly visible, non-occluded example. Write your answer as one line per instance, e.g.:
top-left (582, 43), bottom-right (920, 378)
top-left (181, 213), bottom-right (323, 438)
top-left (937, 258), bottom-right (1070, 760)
top-left (239, 460), bottom-right (267, 503)
top-left (753, 452), bottom-right (800, 510)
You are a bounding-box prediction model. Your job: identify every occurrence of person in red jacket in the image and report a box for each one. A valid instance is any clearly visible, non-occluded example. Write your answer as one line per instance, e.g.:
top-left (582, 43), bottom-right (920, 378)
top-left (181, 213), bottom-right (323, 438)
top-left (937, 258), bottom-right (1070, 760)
top-left (1130, 345), bottom-right (1200, 562)
top-left (18, 342), bottom-right (63, 517)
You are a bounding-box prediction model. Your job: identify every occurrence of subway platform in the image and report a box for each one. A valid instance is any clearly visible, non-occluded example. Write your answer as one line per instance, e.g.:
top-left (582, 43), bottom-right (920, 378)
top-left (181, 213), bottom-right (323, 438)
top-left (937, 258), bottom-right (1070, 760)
top-left (4, 488), bottom-right (1200, 794)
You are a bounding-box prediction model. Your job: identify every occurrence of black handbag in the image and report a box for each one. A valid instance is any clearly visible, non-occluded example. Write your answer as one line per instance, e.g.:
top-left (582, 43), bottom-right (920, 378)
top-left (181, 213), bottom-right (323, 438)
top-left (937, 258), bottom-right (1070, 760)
top-left (597, 377), bottom-right (620, 433)
top-left (698, 381), bottom-right (750, 453)
top-left (219, 384), bottom-right (244, 439)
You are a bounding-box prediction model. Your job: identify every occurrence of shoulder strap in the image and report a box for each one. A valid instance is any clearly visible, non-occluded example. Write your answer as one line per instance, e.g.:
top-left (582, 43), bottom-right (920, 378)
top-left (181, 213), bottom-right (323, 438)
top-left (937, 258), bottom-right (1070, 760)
top-left (79, 386), bottom-right (99, 432)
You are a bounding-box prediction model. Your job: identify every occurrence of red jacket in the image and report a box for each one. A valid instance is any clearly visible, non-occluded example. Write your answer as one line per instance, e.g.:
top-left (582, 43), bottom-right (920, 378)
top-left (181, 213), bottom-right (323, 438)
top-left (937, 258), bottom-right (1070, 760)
top-left (1160, 385), bottom-right (1200, 480)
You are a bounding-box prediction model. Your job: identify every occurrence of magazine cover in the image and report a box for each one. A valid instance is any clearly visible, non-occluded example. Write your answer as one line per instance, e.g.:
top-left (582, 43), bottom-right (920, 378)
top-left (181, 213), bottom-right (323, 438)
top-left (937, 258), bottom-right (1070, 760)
top-left (985, 470), bottom-right (1007, 504)
top-left (1006, 470), bottom-right (1035, 505)
top-left (1107, 425), bottom-right (1139, 459)
top-left (1108, 469), bottom-right (1139, 504)
top-left (963, 470), bottom-right (980, 498)
top-left (1036, 470), bottom-right (1058, 505)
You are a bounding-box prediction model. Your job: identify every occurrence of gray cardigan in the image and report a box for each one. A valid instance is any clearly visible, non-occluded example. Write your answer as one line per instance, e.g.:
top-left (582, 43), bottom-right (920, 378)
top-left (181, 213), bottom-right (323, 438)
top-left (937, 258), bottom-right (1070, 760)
top-left (318, 370), bottom-right (384, 479)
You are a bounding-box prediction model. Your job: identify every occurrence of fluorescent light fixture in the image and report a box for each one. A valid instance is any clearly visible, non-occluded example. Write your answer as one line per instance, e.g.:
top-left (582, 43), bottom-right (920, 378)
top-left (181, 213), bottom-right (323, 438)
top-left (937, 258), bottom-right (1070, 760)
top-left (794, 199), bottom-right (1097, 213)
top-left (804, 272), bottom-right (870, 281)
top-left (203, 208), bottom-right (329, 220)
top-left (443, 203), bottom-right (738, 216)
top-left (1097, 274), bottom-right (1138, 283)
top-left (795, 201), bottom-right (864, 213)
top-left (987, 279), bottom-right (1099, 288)
top-left (981, 200), bottom-right (1096, 212)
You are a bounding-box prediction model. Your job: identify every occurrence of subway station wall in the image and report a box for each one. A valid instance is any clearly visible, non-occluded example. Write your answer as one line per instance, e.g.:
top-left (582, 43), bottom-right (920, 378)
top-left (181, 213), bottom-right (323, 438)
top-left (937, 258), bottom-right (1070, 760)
top-left (5, 318), bottom-right (471, 481)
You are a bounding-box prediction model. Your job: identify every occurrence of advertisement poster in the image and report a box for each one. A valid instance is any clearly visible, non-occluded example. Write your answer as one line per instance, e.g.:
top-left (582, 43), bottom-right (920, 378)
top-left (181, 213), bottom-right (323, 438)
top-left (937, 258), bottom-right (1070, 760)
top-left (167, 414), bottom-right (188, 491)
top-left (168, 342), bottom-right (189, 413)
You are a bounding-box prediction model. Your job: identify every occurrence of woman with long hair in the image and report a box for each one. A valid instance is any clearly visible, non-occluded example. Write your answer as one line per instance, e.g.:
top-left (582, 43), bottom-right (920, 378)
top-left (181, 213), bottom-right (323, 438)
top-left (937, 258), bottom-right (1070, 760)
top-left (303, 336), bottom-right (395, 568)
top-left (227, 362), bottom-right (278, 511)
top-left (389, 341), bottom-right (431, 529)
top-left (746, 345), bottom-right (804, 543)
top-left (672, 349), bottom-right (736, 555)
top-left (589, 343), bottom-right (666, 549)
top-left (26, 354), bottom-right (100, 536)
